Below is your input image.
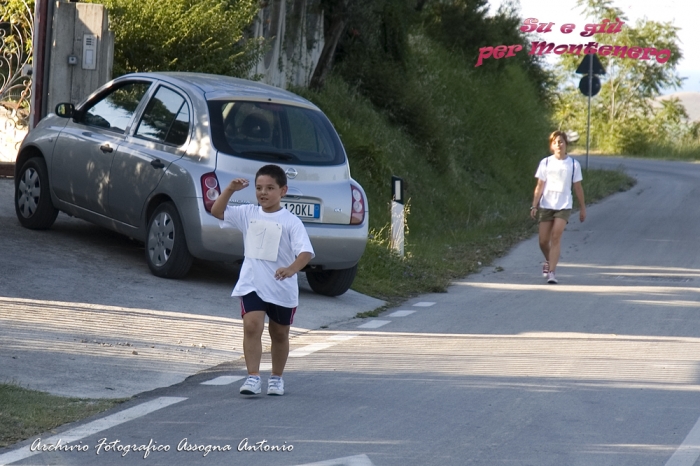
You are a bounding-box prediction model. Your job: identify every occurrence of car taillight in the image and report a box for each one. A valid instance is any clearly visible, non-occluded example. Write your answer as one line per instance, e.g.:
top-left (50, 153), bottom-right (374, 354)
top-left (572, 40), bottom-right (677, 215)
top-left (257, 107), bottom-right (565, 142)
top-left (350, 186), bottom-right (365, 225)
top-left (201, 172), bottom-right (220, 213)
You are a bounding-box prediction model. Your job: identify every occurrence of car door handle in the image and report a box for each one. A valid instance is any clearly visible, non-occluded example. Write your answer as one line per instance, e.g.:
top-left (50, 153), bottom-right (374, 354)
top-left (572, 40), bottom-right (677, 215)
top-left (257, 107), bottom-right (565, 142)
top-left (99, 144), bottom-right (113, 153)
top-left (150, 159), bottom-right (165, 169)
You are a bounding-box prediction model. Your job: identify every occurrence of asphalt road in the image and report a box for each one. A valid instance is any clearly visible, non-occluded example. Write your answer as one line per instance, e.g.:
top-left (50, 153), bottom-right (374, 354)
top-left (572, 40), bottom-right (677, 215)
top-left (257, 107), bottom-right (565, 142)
top-left (4, 156), bottom-right (700, 466)
top-left (0, 175), bottom-right (384, 399)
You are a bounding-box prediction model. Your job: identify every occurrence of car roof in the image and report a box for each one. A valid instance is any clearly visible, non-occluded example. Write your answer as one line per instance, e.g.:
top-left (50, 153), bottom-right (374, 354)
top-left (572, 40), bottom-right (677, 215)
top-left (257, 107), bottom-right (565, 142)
top-left (120, 72), bottom-right (319, 110)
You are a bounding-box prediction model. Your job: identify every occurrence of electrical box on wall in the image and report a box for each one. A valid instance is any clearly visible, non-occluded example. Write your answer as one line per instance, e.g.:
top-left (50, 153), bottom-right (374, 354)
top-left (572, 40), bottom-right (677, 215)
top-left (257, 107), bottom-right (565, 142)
top-left (82, 34), bottom-right (97, 70)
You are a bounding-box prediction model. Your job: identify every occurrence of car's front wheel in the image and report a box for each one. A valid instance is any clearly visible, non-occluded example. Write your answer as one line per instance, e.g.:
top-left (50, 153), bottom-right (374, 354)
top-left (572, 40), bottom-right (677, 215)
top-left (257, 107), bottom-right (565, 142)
top-left (15, 157), bottom-right (59, 229)
top-left (306, 265), bottom-right (358, 297)
top-left (145, 202), bottom-right (192, 278)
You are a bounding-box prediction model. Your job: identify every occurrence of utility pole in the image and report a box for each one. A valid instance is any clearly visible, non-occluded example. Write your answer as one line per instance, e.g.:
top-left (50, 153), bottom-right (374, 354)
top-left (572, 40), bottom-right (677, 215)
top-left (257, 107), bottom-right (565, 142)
top-left (30, 0), bottom-right (50, 129)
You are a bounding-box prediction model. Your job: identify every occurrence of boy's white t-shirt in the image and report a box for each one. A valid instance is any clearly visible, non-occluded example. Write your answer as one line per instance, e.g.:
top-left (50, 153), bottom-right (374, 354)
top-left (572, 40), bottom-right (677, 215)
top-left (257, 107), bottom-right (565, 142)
top-left (534, 155), bottom-right (583, 210)
top-left (219, 205), bottom-right (315, 308)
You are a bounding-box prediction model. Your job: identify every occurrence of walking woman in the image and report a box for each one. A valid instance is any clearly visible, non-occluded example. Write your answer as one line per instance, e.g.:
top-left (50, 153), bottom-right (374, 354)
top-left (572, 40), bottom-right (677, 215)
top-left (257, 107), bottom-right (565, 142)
top-left (530, 131), bottom-right (586, 284)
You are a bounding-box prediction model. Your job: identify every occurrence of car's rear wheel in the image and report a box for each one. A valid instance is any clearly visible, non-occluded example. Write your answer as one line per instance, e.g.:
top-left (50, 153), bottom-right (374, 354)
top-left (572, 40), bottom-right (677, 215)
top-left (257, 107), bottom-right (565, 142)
top-left (15, 157), bottom-right (59, 229)
top-left (305, 265), bottom-right (358, 297)
top-left (145, 202), bottom-right (192, 278)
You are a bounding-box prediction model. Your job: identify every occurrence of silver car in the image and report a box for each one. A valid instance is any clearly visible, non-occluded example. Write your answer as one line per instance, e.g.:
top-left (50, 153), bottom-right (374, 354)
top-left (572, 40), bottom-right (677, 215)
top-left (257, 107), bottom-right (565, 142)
top-left (14, 72), bottom-right (368, 296)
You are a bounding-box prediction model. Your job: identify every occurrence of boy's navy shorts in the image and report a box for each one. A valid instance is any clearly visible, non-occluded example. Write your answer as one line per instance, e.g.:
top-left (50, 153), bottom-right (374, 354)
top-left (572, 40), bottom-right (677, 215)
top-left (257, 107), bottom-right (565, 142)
top-left (240, 291), bottom-right (297, 326)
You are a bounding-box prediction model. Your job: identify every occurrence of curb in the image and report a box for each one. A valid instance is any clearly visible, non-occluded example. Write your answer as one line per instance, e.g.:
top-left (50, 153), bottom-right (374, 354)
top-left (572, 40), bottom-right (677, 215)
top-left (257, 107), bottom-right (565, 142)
top-left (0, 163), bottom-right (14, 178)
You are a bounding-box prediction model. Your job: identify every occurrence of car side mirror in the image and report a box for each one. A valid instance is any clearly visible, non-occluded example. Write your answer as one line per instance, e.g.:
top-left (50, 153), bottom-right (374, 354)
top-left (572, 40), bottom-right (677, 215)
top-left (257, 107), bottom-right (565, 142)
top-left (55, 103), bottom-right (75, 118)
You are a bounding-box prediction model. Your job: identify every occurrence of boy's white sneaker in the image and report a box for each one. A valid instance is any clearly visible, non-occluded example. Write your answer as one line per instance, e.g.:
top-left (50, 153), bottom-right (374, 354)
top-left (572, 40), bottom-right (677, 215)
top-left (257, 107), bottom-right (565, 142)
top-left (547, 272), bottom-right (558, 284)
top-left (240, 375), bottom-right (261, 395)
top-left (267, 376), bottom-right (285, 396)
top-left (542, 261), bottom-right (550, 277)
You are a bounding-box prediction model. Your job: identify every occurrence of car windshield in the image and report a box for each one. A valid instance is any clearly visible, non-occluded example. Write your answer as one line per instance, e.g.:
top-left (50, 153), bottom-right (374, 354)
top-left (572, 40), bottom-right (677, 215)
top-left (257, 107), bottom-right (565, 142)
top-left (208, 100), bottom-right (345, 166)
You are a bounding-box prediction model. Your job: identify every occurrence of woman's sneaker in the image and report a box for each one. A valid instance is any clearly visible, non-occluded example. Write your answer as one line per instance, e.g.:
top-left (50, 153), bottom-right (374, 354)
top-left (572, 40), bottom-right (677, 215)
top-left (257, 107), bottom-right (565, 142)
top-left (547, 272), bottom-right (558, 284)
top-left (267, 376), bottom-right (285, 396)
top-left (542, 261), bottom-right (550, 277)
top-left (239, 375), bottom-right (261, 395)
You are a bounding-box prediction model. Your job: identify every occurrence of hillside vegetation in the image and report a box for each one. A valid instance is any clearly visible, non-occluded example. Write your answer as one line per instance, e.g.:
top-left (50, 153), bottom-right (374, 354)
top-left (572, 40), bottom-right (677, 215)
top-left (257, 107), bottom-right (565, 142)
top-left (296, 33), bottom-right (635, 303)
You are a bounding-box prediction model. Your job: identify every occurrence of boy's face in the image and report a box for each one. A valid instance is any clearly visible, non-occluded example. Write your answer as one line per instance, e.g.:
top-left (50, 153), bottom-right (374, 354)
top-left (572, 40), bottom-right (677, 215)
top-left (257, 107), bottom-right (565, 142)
top-left (255, 174), bottom-right (287, 212)
top-left (551, 135), bottom-right (567, 157)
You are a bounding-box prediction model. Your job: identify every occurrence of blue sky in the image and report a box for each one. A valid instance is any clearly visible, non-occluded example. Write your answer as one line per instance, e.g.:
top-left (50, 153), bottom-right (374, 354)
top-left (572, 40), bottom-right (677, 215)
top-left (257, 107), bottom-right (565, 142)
top-left (488, 0), bottom-right (700, 94)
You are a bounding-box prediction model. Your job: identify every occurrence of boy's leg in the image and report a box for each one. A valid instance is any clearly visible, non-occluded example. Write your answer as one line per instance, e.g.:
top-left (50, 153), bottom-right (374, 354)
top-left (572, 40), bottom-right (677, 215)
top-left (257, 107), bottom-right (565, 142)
top-left (547, 218), bottom-right (567, 272)
top-left (268, 319), bottom-right (290, 377)
top-left (242, 311), bottom-right (266, 375)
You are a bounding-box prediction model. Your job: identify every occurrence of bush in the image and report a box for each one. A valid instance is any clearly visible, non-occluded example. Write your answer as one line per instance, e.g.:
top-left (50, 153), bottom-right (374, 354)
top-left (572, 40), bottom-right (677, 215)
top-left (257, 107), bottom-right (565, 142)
top-left (88, 0), bottom-right (263, 77)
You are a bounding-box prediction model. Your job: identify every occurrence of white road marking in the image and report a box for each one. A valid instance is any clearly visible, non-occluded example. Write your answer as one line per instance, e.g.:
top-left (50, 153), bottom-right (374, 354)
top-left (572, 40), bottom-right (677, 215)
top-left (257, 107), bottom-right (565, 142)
top-left (0, 396), bottom-right (187, 466)
top-left (329, 334), bottom-right (358, 341)
top-left (289, 334), bottom-right (358, 357)
top-left (389, 310), bottom-right (416, 317)
top-left (296, 454), bottom-right (375, 465)
top-left (665, 414), bottom-right (700, 466)
top-left (357, 320), bottom-right (390, 329)
top-left (200, 375), bottom-right (245, 385)
top-left (259, 362), bottom-right (273, 371)
top-left (289, 342), bottom-right (337, 357)
top-left (412, 301), bottom-right (436, 307)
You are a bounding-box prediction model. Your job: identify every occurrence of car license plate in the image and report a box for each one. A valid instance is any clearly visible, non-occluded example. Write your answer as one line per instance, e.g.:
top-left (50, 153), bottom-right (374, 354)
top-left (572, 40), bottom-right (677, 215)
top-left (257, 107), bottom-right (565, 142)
top-left (284, 201), bottom-right (320, 219)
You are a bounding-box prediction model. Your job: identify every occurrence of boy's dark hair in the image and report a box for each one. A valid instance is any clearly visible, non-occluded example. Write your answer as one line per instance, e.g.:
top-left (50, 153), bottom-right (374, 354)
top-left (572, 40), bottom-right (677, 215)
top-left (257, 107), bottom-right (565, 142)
top-left (255, 164), bottom-right (287, 187)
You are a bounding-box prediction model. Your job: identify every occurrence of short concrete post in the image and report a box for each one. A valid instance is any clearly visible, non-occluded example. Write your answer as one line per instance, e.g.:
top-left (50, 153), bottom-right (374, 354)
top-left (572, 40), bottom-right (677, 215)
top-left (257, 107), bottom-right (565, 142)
top-left (390, 176), bottom-right (405, 257)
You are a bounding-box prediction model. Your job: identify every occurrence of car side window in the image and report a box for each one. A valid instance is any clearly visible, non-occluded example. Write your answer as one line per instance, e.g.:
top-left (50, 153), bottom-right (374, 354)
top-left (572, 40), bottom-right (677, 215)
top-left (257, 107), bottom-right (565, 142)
top-left (134, 86), bottom-right (191, 146)
top-left (81, 82), bottom-right (151, 133)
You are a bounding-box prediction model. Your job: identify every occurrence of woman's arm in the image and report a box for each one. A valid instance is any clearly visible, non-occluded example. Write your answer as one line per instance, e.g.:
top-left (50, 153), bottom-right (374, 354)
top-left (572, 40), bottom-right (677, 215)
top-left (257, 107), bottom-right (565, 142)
top-left (530, 179), bottom-right (545, 219)
top-left (573, 181), bottom-right (586, 222)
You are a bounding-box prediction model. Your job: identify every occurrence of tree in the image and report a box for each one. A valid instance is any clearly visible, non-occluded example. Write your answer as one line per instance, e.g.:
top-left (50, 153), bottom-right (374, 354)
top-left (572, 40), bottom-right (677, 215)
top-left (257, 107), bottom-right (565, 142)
top-left (0, 0), bottom-right (33, 125)
top-left (553, 0), bottom-right (686, 153)
top-left (86, 0), bottom-right (264, 78)
top-left (309, 0), bottom-right (349, 90)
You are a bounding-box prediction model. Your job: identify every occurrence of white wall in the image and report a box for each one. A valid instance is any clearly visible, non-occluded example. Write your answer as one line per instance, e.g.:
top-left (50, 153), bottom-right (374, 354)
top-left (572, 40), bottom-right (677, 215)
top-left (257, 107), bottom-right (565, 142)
top-left (251, 0), bottom-right (324, 89)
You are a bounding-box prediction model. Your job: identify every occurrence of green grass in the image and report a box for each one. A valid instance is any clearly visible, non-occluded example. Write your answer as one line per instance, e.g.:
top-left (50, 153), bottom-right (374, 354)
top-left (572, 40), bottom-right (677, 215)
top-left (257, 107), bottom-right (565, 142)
top-left (632, 141), bottom-right (700, 161)
top-left (0, 383), bottom-right (124, 448)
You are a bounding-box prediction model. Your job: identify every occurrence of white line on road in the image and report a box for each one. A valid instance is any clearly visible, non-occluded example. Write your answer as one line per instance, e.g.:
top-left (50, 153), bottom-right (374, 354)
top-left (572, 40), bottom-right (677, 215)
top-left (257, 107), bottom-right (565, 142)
top-left (665, 414), bottom-right (700, 466)
top-left (329, 334), bottom-right (358, 341)
top-left (412, 301), bottom-right (436, 307)
top-left (200, 375), bottom-right (245, 385)
top-left (388, 310), bottom-right (416, 317)
top-left (357, 320), bottom-right (391, 329)
top-left (289, 342), bottom-right (337, 357)
top-left (296, 454), bottom-right (375, 465)
top-left (289, 334), bottom-right (358, 357)
top-left (0, 396), bottom-right (187, 466)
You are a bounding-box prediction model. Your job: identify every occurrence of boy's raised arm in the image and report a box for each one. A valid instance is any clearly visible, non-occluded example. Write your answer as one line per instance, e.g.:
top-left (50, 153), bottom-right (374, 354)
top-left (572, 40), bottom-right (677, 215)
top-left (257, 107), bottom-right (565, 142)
top-left (211, 178), bottom-right (250, 220)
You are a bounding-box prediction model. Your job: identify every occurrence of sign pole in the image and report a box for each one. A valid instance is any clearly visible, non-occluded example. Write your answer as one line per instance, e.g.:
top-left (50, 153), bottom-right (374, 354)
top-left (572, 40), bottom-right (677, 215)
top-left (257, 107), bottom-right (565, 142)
top-left (577, 53), bottom-right (605, 171)
top-left (585, 55), bottom-right (593, 171)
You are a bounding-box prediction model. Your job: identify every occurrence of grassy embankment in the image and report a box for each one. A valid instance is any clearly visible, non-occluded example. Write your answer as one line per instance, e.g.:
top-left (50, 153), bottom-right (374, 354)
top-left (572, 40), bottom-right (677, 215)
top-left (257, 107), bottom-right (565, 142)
top-left (0, 34), bottom-right (635, 448)
top-left (0, 384), bottom-right (122, 448)
top-left (298, 35), bottom-right (635, 310)
top-left (632, 141), bottom-right (700, 160)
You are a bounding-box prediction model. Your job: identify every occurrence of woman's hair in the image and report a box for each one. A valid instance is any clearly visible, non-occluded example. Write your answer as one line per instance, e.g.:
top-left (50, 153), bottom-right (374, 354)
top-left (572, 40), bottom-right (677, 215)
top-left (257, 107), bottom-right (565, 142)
top-left (549, 130), bottom-right (568, 146)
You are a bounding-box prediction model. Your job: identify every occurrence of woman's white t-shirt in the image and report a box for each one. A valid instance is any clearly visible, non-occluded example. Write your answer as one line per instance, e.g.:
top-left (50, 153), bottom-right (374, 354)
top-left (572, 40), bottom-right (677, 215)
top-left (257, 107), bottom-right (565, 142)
top-left (535, 155), bottom-right (583, 210)
top-left (219, 205), bottom-right (315, 308)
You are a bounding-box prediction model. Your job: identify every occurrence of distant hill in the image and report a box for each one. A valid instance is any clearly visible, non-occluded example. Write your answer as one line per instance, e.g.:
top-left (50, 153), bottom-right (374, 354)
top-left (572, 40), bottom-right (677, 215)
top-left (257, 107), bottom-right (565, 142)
top-left (657, 92), bottom-right (700, 122)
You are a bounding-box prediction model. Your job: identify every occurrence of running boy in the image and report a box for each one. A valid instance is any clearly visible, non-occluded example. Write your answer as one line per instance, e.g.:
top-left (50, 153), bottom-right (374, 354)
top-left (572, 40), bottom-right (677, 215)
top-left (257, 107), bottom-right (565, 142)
top-left (211, 164), bottom-right (314, 396)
